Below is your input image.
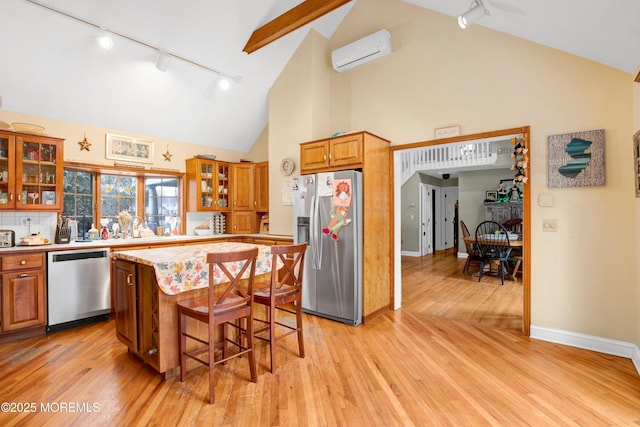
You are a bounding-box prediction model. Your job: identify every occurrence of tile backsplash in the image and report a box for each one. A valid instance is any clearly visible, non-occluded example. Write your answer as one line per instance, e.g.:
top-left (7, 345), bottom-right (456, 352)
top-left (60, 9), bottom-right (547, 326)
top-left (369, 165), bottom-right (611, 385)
top-left (0, 211), bottom-right (58, 242)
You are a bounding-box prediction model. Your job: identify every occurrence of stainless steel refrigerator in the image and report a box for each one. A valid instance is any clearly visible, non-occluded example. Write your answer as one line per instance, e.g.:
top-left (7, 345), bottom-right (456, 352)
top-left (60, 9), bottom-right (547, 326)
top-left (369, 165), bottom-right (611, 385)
top-left (293, 170), bottom-right (362, 326)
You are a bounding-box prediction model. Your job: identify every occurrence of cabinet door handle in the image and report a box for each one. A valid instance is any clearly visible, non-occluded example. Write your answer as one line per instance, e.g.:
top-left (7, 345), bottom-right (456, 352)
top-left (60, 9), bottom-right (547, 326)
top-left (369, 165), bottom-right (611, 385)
top-left (18, 273), bottom-right (29, 278)
top-left (323, 154), bottom-right (326, 161)
top-left (17, 193), bottom-right (21, 201)
top-left (20, 260), bottom-right (27, 265)
top-left (127, 274), bottom-right (133, 285)
top-left (9, 193), bottom-right (13, 201)
top-left (329, 153), bottom-right (332, 161)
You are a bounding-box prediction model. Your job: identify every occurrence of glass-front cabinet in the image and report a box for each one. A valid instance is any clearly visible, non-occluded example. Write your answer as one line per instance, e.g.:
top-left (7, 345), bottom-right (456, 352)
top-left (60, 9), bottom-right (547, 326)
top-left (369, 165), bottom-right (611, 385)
top-left (185, 158), bottom-right (231, 212)
top-left (0, 131), bottom-right (64, 210)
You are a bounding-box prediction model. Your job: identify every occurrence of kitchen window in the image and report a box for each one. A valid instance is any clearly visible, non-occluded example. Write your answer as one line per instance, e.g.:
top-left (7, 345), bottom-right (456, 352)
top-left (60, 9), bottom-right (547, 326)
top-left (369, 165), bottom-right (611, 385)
top-left (62, 164), bottom-right (183, 235)
top-left (100, 175), bottom-right (137, 229)
top-left (63, 170), bottom-right (95, 225)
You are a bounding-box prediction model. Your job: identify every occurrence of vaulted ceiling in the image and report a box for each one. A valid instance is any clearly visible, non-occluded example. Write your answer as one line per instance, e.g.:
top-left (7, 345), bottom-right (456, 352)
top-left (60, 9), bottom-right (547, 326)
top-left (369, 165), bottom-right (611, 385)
top-left (1, 0), bottom-right (638, 152)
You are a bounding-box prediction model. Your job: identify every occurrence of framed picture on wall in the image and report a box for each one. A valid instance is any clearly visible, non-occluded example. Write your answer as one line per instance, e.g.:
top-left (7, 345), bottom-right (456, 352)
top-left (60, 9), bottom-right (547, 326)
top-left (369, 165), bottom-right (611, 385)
top-left (106, 134), bottom-right (154, 164)
top-left (485, 191), bottom-right (497, 202)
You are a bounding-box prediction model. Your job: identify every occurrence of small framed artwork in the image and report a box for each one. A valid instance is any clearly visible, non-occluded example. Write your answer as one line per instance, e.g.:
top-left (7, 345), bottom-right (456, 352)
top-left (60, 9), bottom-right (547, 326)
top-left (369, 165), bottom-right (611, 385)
top-left (485, 191), bottom-right (497, 201)
top-left (106, 134), bottom-right (153, 164)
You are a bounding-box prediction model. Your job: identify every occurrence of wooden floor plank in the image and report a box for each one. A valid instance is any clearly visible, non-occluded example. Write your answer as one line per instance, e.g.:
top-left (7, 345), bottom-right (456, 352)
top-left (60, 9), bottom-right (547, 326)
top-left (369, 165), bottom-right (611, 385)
top-left (0, 251), bottom-right (639, 425)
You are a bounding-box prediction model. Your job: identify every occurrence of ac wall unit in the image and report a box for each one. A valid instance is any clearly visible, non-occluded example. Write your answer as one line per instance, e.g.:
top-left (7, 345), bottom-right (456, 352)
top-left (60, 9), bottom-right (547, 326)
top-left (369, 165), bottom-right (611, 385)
top-left (331, 29), bottom-right (391, 72)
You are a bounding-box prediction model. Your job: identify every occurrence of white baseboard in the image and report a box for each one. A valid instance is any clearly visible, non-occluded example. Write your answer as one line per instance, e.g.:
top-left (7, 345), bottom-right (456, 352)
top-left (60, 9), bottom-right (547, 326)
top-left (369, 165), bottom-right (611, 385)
top-left (401, 251), bottom-right (421, 257)
top-left (531, 325), bottom-right (640, 376)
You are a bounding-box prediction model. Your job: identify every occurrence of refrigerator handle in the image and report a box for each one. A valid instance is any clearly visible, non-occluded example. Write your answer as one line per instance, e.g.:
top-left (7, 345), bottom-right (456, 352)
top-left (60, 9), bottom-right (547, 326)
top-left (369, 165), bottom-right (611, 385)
top-left (310, 195), bottom-right (321, 269)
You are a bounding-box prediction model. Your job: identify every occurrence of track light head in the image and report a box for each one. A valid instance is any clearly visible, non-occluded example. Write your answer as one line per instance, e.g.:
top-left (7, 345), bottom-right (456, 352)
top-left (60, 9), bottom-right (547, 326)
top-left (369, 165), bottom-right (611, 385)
top-left (96, 29), bottom-right (113, 49)
top-left (458, 0), bottom-right (488, 29)
top-left (216, 75), bottom-right (231, 90)
top-left (156, 51), bottom-right (170, 72)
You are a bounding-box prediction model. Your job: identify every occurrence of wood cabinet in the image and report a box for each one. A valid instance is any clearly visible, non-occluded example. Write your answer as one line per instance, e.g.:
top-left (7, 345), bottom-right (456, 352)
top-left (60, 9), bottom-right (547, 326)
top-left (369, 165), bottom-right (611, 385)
top-left (0, 131), bottom-right (64, 211)
top-left (229, 162), bottom-right (257, 234)
top-left (254, 161), bottom-right (269, 212)
top-left (299, 131), bottom-right (392, 322)
top-left (185, 158), bottom-right (231, 212)
top-left (300, 133), bottom-right (364, 173)
top-left (112, 259), bottom-right (137, 350)
top-left (484, 202), bottom-right (523, 225)
top-left (231, 163), bottom-right (254, 211)
top-left (0, 252), bottom-right (46, 332)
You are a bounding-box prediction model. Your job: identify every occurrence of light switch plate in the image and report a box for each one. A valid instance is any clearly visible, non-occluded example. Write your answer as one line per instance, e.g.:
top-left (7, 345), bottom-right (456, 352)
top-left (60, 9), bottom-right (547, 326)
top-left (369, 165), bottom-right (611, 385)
top-left (538, 193), bottom-right (555, 207)
top-left (542, 218), bottom-right (558, 232)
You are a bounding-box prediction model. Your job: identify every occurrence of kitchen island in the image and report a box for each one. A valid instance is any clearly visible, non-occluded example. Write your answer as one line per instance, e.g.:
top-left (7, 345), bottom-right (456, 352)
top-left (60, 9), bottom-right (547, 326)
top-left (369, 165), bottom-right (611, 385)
top-left (111, 241), bottom-right (277, 378)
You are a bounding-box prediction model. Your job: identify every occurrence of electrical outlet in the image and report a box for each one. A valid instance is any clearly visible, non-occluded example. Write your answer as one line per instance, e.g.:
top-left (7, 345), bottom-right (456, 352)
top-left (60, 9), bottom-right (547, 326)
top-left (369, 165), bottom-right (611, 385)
top-left (542, 218), bottom-right (557, 232)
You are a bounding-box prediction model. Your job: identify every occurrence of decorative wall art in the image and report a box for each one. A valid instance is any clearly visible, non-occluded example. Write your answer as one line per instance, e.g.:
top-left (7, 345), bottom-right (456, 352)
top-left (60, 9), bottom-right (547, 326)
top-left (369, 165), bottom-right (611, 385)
top-left (547, 129), bottom-right (605, 188)
top-left (106, 134), bottom-right (154, 164)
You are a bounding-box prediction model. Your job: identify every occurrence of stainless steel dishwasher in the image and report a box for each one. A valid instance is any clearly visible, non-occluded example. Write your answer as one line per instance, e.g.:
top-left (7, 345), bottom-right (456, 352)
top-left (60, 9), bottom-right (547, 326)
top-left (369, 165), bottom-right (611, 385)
top-left (47, 248), bottom-right (111, 332)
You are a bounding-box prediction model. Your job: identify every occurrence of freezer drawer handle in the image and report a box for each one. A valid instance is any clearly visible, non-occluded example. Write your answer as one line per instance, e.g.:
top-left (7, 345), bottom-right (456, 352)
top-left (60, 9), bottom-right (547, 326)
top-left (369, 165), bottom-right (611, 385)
top-left (18, 273), bottom-right (29, 278)
top-left (127, 274), bottom-right (133, 285)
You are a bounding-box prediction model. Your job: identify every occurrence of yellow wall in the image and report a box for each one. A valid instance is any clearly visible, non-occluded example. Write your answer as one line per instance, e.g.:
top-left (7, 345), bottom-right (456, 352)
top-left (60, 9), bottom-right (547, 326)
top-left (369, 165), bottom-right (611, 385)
top-left (0, 110), bottom-right (247, 169)
top-left (268, 30), bottom-right (332, 235)
top-left (246, 125), bottom-right (269, 163)
top-left (267, 0), bottom-right (637, 344)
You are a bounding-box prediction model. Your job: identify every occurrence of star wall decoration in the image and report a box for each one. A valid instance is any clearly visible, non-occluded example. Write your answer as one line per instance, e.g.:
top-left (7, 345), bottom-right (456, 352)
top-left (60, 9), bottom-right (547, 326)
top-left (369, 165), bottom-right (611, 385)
top-left (78, 134), bottom-right (91, 151)
top-left (162, 145), bottom-right (173, 161)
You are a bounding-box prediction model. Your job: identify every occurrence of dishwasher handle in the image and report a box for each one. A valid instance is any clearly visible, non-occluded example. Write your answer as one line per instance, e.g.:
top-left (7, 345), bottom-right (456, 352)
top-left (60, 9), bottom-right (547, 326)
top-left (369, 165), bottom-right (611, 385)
top-left (51, 250), bottom-right (109, 263)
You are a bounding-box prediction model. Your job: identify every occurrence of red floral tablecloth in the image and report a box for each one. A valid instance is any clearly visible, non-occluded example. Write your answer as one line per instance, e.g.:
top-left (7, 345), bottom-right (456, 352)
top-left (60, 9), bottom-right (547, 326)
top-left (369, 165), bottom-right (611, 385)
top-left (112, 242), bottom-right (275, 295)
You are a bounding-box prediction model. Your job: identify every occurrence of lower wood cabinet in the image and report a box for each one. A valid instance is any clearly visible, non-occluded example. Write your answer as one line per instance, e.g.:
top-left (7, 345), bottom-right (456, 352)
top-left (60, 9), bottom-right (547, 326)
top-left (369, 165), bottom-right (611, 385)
top-left (112, 259), bottom-right (137, 350)
top-left (0, 253), bottom-right (46, 332)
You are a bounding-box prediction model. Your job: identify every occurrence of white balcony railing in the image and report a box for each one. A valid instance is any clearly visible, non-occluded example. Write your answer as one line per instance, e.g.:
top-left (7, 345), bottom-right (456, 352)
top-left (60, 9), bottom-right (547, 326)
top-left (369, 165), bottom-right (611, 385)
top-left (400, 140), bottom-right (497, 184)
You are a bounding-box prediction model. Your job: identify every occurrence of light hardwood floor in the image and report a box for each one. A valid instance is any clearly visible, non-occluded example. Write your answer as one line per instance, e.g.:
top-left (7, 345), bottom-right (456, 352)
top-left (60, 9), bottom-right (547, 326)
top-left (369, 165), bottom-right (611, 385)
top-left (1, 252), bottom-right (639, 426)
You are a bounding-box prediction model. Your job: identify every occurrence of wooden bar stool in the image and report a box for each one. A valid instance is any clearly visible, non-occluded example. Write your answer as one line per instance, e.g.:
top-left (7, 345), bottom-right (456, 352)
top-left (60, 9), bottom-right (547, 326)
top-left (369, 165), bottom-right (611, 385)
top-left (253, 243), bottom-right (306, 373)
top-left (177, 247), bottom-right (258, 404)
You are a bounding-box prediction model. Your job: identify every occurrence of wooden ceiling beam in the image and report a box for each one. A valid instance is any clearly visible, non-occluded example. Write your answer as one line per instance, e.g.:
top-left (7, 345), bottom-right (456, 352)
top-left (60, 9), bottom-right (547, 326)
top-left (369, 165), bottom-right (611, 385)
top-left (243, 0), bottom-right (352, 54)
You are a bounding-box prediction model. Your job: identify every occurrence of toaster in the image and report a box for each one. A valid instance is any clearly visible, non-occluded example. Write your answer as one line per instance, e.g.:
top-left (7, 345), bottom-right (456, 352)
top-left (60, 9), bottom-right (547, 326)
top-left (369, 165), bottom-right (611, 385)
top-left (0, 230), bottom-right (15, 247)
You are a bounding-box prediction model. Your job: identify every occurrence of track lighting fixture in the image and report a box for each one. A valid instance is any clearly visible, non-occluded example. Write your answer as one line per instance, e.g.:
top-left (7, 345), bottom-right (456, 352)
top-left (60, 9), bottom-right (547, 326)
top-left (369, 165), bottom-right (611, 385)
top-left (458, 0), bottom-right (489, 29)
top-left (23, 0), bottom-right (241, 83)
top-left (96, 29), bottom-right (113, 50)
top-left (217, 76), bottom-right (231, 90)
top-left (155, 51), bottom-right (170, 72)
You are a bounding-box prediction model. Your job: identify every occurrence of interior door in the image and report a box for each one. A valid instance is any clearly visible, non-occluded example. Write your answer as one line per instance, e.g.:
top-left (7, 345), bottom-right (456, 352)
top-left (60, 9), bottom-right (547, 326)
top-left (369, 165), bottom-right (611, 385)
top-left (420, 184), bottom-right (433, 256)
top-left (442, 187), bottom-right (459, 249)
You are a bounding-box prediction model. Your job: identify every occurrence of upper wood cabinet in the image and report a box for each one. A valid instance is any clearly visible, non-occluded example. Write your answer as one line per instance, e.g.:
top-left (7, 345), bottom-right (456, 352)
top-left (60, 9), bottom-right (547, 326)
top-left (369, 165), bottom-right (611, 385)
top-left (254, 161), bottom-right (268, 212)
top-left (0, 131), bottom-right (64, 211)
top-left (300, 133), bottom-right (364, 173)
top-left (231, 163), bottom-right (254, 211)
top-left (185, 158), bottom-right (231, 212)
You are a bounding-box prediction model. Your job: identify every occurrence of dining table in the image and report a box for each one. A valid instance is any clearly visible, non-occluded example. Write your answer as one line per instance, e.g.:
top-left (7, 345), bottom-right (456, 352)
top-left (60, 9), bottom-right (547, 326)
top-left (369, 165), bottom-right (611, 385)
top-left (462, 235), bottom-right (523, 280)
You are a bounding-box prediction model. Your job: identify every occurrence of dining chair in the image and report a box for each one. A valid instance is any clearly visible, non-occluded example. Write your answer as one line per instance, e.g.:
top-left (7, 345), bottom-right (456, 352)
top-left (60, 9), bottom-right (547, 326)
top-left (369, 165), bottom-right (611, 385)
top-left (460, 220), bottom-right (482, 275)
top-left (253, 243), bottom-right (306, 373)
top-left (177, 247), bottom-right (258, 404)
top-left (474, 220), bottom-right (513, 285)
top-left (502, 217), bottom-right (523, 280)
